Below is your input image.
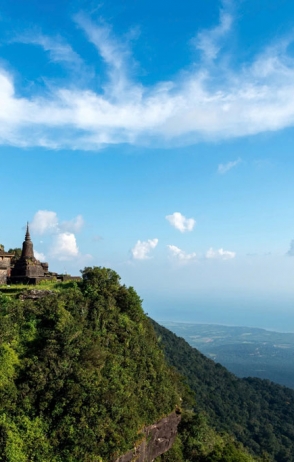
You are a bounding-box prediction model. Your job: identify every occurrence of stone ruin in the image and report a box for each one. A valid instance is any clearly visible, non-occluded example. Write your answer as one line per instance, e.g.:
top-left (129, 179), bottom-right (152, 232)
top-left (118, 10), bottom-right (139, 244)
top-left (0, 224), bottom-right (81, 285)
top-left (0, 248), bottom-right (13, 284)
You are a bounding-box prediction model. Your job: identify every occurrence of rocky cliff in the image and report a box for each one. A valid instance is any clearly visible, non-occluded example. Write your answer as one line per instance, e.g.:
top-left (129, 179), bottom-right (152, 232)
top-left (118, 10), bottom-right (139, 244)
top-left (115, 411), bottom-right (181, 462)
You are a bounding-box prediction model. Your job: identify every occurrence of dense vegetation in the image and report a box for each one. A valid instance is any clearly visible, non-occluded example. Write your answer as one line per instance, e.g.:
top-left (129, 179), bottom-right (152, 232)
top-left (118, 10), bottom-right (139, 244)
top-left (1, 267), bottom-right (294, 461)
top-left (152, 320), bottom-right (294, 462)
top-left (0, 267), bottom-right (181, 461)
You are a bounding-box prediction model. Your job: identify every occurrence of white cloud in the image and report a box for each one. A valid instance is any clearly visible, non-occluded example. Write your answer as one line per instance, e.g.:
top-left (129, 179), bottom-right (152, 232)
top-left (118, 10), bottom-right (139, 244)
top-left (166, 212), bottom-right (196, 233)
top-left (206, 247), bottom-right (236, 260)
top-left (30, 210), bottom-right (89, 262)
top-left (167, 245), bottom-right (197, 263)
top-left (61, 215), bottom-right (84, 233)
top-left (15, 33), bottom-right (85, 69)
top-left (34, 250), bottom-right (46, 261)
top-left (193, 4), bottom-right (232, 61)
top-left (75, 15), bottom-right (131, 98)
top-left (2, 9), bottom-right (294, 149)
top-left (30, 211), bottom-right (59, 235)
top-left (218, 158), bottom-right (241, 174)
top-left (30, 210), bottom-right (84, 234)
top-left (131, 238), bottom-right (158, 260)
top-left (50, 232), bottom-right (79, 261)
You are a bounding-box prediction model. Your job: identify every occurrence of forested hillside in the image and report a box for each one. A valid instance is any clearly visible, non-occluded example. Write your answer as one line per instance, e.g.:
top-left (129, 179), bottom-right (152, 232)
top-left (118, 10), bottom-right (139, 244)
top-left (152, 320), bottom-right (294, 462)
top-left (1, 267), bottom-right (293, 461)
top-left (0, 268), bottom-right (181, 461)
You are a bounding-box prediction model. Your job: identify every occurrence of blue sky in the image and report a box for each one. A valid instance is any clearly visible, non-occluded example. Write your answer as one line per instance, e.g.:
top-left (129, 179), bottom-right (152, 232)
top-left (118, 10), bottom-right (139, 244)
top-left (1, 0), bottom-right (294, 329)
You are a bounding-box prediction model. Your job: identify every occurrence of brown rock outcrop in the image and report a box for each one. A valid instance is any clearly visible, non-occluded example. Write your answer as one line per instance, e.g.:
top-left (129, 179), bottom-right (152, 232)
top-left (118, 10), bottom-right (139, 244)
top-left (19, 289), bottom-right (56, 300)
top-left (114, 410), bottom-right (181, 462)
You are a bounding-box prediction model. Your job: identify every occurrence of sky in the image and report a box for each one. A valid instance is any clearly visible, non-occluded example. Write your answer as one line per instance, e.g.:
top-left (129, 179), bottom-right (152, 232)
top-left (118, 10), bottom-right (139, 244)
top-left (1, 0), bottom-right (294, 330)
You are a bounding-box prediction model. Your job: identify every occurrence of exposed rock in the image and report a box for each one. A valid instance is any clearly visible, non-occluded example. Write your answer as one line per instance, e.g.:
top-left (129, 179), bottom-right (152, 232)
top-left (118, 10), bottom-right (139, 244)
top-left (19, 289), bottom-right (56, 300)
top-left (114, 410), bottom-right (181, 462)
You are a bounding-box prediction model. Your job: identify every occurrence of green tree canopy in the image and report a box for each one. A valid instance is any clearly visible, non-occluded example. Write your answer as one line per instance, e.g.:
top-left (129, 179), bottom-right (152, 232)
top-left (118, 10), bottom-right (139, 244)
top-left (0, 267), bottom-right (182, 462)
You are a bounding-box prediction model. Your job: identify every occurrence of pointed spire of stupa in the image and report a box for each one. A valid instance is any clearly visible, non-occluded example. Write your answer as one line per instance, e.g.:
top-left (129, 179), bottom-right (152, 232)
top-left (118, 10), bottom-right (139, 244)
top-left (21, 222), bottom-right (34, 259)
top-left (25, 222), bottom-right (31, 241)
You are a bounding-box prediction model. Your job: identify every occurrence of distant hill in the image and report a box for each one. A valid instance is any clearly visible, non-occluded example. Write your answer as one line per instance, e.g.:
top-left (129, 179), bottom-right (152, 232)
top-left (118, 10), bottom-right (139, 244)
top-left (162, 322), bottom-right (294, 389)
top-left (152, 319), bottom-right (294, 461)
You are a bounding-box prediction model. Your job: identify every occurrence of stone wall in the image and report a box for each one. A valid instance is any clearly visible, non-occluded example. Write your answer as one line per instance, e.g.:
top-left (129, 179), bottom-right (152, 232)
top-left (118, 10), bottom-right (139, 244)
top-left (114, 411), bottom-right (181, 462)
top-left (0, 255), bottom-right (12, 284)
top-left (0, 268), bottom-right (7, 284)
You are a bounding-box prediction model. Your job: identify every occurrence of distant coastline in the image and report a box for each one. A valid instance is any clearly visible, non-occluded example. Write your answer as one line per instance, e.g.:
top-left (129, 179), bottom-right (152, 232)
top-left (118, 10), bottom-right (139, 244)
top-left (160, 320), bottom-right (294, 334)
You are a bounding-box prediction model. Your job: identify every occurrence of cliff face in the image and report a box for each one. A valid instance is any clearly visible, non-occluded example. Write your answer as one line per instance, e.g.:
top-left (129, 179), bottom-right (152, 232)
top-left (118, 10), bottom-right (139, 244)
top-left (115, 411), bottom-right (181, 462)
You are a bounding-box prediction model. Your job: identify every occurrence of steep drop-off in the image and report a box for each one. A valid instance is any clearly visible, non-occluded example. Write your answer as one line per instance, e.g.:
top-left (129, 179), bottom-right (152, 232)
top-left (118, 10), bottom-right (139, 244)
top-left (152, 320), bottom-right (294, 461)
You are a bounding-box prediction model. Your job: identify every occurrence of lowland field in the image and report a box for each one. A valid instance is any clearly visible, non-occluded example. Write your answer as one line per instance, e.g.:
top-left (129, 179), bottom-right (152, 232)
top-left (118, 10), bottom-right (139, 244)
top-left (162, 322), bottom-right (294, 389)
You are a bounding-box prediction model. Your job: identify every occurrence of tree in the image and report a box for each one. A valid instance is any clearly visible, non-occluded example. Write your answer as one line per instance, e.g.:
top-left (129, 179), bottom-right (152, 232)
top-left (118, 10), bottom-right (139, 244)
top-left (7, 248), bottom-right (22, 263)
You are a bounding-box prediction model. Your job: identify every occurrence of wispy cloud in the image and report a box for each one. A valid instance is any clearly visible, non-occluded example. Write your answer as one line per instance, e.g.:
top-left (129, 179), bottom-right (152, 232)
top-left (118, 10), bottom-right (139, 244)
top-left (2, 7), bottom-right (294, 149)
top-left (75, 14), bottom-right (131, 98)
top-left (192, 1), bottom-right (233, 61)
top-left (16, 33), bottom-right (85, 69)
top-left (61, 215), bottom-right (84, 233)
top-left (166, 212), bottom-right (196, 233)
top-left (218, 158), bottom-right (241, 174)
top-left (206, 247), bottom-right (236, 260)
top-left (131, 238), bottom-right (158, 260)
top-left (92, 235), bottom-right (103, 242)
top-left (167, 245), bottom-right (197, 263)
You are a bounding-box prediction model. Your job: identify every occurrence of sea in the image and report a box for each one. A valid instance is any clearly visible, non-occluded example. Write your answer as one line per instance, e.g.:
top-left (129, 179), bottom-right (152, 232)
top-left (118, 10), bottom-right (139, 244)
top-left (145, 295), bottom-right (294, 333)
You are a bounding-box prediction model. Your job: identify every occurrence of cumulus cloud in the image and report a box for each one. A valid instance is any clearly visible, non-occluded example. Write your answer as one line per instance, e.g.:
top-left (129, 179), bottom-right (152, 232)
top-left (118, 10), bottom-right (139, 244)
top-left (166, 212), bottom-right (196, 233)
top-left (30, 210), bottom-right (59, 235)
top-left (206, 247), bottom-right (236, 260)
top-left (50, 232), bottom-right (79, 261)
top-left (167, 245), bottom-right (197, 263)
top-left (286, 240), bottom-right (294, 256)
top-left (218, 158), bottom-right (241, 174)
top-left (30, 210), bottom-right (88, 261)
top-left (30, 210), bottom-right (84, 235)
top-left (131, 239), bottom-right (158, 260)
top-left (2, 7), bottom-right (294, 149)
top-left (34, 250), bottom-right (46, 261)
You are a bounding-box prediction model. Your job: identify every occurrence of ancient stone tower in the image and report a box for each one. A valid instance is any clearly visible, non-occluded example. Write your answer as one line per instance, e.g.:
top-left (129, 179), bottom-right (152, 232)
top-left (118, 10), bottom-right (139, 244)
top-left (10, 224), bottom-right (49, 284)
top-left (21, 223), bottom-right (35, 259)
